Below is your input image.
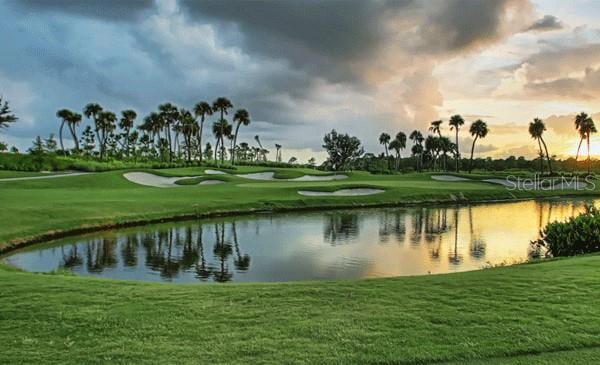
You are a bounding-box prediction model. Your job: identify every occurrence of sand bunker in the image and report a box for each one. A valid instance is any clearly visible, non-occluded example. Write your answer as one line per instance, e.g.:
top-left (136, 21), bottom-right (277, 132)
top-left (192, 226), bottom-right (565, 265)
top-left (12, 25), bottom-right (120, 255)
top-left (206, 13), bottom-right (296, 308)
top-left (199, 180), bottom-right (225, 185)
top-left (298, 188), bottom-right (384, 196)
top-left (431, 175), bottom-right (470, 182)
top-left (236, 171), bottom-right (348, 181)
top-left (204, 169), bottom-right (227, 175)
top-left (124, 172), bottom-right (190, 188)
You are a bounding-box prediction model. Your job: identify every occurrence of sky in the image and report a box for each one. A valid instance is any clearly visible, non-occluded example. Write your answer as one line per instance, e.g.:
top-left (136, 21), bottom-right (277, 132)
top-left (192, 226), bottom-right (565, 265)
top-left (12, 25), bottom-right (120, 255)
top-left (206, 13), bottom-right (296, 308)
top-left (1, 0), bottom-right (599, 163)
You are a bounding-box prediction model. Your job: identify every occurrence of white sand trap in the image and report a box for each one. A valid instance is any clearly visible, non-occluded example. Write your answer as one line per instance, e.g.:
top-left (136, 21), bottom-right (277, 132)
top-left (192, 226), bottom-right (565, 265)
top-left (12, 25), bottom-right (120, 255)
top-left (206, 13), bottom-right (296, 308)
top-left (0, 172), bottom-right (91, 182)
top-left (431, 175), bottom-right (471, 182)
top-left (236, 171), bottom-right (348, 181)
top-left (205, 169), bottom-right (227, 175)
top-left (124, 172), bottom-right (189, 188)
top-left (291, 174), bottom-right (347, 181)
top-left (298, 188), bottom-right (384, 196)
top-left (235, 172), bottom-right (277, 180)
top-left (199, 180), bottom-right (225, 185)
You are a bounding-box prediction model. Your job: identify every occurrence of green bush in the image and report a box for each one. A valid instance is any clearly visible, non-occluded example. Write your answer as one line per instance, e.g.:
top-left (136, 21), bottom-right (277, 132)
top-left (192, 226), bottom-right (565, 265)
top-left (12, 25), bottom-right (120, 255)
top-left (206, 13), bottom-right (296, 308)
top-left (532, 205), bottom-right (600, 257)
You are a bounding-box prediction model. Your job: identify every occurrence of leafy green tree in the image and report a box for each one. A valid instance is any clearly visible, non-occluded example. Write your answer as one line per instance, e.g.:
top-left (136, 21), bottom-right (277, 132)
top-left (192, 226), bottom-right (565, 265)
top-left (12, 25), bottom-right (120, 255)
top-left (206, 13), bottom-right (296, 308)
top-left (80, 126), bottom-right (96, 156)
top-left (44, 134), bottom-right (57, 153)
top-left (322, 129), bottom-right (364, 171)
top-left (449, 114), bottom-right (464, 172)
top-left (29, 136), bottom-right (45, 155)
top-left (0, 141), bottom-right (7, 152)
top-left (203, 142), bottom-right (213, 161)
top-left (468, 119), bottom-right (489, 173)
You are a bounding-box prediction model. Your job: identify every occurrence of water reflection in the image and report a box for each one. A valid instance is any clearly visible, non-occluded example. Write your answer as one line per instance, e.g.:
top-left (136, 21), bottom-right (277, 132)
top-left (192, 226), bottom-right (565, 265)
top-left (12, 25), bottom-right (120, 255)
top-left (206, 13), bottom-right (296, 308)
top-left (4, 198), bottom-right (598, 283)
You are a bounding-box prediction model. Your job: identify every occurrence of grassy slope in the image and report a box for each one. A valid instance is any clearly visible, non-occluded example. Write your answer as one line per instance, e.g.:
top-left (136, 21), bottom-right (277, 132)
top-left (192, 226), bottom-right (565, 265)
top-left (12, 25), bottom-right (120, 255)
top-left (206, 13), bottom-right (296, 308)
top-left (1, 166), bottom-right (599, 250)
top-left (1, 255), bottom-right (599, 364)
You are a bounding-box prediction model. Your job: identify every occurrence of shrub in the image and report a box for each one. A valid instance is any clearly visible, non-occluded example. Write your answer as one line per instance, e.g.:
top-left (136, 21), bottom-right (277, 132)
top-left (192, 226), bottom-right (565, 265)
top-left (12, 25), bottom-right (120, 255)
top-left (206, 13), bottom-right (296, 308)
top-left (532, 205), bottom-right (600, 257)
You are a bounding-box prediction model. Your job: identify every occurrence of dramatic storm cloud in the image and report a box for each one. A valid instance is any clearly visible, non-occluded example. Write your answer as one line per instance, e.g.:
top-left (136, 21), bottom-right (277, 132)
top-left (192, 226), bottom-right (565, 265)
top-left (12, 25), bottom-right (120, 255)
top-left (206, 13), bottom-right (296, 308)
top-left (1, 0), bottom-right (599, 160)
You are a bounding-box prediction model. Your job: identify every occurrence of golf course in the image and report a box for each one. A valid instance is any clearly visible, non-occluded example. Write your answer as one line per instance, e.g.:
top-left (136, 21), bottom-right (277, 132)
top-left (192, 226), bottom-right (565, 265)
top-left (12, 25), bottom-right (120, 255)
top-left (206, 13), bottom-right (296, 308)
top-left (2, 165), bottom-right (600, 364)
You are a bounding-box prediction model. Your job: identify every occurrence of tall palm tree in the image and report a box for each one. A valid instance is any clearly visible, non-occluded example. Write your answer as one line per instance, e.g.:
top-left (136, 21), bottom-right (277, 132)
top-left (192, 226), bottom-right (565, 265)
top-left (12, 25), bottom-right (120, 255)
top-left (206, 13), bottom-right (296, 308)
top-left (449, 115), bottom-right (464, 172)
top-left (119, 109), bottom-right (136, 157)
top-left (67, 112), bottom-right (83, 153)
top-left (275, 143), bottom-right (282, 162)
top-left (180, 109), bottom-right (198, 162)
top-left (56, 109), bottom-right (72, 155)
top-left (574, 112), bottom-right (593, 168)
top-left (97, 111), bottom-right (116, 159)
top-left (231, 109), bottom-right (250, 164)
top-left (429, 120), bottom-right (443, 137)
top-left (212, 97), bottom-right (233, 163)
top-left (468, 119), bottom-right (489, 173)
top-left (425, 135), bottom-right (441, 171)
top-left (212, 118), bottom-right (231, 162)
top-left (580, 117), bottom-right (597, 175)
top-left (254, 135), bottom-right (264, 161)
top-left (409, 130), bottom-right (424, 171)
top-left (158, 103), bottom-right (179, 162)
top-left (529, 118), bottom-right (552, 175)
top-left (193, 101), bottom-right (212, 162)
top-left (438, 136), bottom-right (452, 171)
top-left (83, 103), bottom-right (103, 150)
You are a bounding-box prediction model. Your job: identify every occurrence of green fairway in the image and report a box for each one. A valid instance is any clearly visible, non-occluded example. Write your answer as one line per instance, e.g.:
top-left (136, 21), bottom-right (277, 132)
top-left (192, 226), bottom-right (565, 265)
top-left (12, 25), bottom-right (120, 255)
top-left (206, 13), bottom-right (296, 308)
top-left (1, 255), bottom-right (599, 364)
top-left (1, 165), bottom-right (600, 364)
top-left (1, 166), bottom-right (598, 252)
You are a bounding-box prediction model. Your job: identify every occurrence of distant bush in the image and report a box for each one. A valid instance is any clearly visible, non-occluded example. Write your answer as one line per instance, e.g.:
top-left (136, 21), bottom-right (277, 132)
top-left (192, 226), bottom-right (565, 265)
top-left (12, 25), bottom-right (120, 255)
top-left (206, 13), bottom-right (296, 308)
top-left (532, 205), bottom-right (600, 257)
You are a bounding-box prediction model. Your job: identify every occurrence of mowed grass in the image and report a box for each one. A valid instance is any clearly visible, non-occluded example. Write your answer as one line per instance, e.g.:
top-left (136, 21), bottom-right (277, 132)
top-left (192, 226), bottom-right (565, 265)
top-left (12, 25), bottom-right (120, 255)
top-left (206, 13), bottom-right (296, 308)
top-left (1, 255), bottom-right (600, 364)
top-left (1, 166), bottom-right (599, 250)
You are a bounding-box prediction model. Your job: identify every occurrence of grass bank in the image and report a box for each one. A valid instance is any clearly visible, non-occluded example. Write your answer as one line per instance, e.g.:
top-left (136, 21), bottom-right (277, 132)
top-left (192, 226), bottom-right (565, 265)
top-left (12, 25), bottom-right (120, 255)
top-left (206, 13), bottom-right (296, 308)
top-left (1, 255), bottom-right (599, 364)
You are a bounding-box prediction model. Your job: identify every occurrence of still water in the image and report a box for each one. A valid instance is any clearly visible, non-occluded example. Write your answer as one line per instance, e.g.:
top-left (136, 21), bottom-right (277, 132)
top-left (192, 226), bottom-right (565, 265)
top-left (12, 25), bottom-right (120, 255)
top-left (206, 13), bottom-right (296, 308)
top-left (4, 198), bottom-right (597, 283)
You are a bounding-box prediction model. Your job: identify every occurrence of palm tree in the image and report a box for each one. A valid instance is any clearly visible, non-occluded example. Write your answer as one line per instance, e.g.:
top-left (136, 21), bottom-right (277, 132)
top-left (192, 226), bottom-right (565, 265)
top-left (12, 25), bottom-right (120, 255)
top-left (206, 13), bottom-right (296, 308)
top-left (231, 109), bottom-right (250, 164)
top-left (275, 143), bottom-right (282, 162)
top-left (180, 109), bottom-right (198, 162)
top-left (97, 111), bottom-right (116, 159)
top-left (449, 115), bottom-right (464, 172)
top-left (193, 101), bottom-right (212, 162)
top-left (391, 132), bottom-right (406, 170)
top-left (254, 135), bottom-right (264, 161)
top-left (438, 136), bottom-right (452, 171)
top-left (529, 118), bottom-right (552, 175)
top-left (379, 132), bottom-right (391, 169)
top-left (409, 130), bottom-right (424, 171)
top-left (468, 119), bottom-right (489, 173)
top-left (56, 109), bottom-right (72, 155)
top-left (212, 98), bottom-right (233, 163)
top-left (574, 112), bottom-right (593, 167)
top-left (83, 103), bottom-right (103, 150)
top-left (119, 110), bottom-right (136, 157)
top-left (212, 118), bottom-right (231, 162)
top-left (158, 103), bottom-right (179, 162)
top-left (425, 135), bottom-right (440, 171)
top-left (580, 117), bottom-right (597, 175)
top-left (429, 120), bottom-right (443, 137)
top-left (57, 109), bottom-right (82, 154)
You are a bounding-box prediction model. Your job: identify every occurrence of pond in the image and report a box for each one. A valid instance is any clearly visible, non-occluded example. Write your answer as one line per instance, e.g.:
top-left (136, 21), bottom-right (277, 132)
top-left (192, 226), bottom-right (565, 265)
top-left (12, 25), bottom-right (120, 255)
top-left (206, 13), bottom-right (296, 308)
top-left (3, 198), bottom-right (598, 283)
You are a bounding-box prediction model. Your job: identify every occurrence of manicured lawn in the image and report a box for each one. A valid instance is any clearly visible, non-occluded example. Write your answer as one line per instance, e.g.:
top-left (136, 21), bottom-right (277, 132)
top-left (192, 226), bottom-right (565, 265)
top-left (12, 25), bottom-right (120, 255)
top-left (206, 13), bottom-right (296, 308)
top-left (1, 255), bottom-right (599, 364)
top-left (0, 170), bottom-right (59, 178)
top-left (1, 165), bottom-right (600, 364)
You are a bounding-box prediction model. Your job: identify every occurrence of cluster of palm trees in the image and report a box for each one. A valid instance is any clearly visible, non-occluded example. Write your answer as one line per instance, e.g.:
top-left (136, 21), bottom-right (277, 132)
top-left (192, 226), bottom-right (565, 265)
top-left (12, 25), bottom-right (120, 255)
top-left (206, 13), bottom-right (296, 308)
top-left (379, 115), bottom-right (489, 173)
top-left (54, 97), bottom-right (278, 165)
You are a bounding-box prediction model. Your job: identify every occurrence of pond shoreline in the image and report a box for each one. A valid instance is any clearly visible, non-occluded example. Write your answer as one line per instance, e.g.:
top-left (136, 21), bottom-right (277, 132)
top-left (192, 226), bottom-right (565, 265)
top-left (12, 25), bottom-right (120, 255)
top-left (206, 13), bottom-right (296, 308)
top-left (2, 193), bottom-right (598, 256)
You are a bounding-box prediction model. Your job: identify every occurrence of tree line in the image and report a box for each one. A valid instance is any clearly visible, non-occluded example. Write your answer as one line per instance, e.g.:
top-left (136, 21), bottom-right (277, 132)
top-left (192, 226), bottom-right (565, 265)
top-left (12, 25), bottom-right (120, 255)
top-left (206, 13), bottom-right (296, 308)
top-left (322, 113), bottom-right (597, 175)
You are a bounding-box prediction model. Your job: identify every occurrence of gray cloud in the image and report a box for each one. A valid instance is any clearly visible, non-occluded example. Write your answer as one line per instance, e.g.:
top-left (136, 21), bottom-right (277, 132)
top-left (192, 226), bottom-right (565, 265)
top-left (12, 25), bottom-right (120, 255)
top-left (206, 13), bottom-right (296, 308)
top-left (526, 15), bottom-right (563, 32)
top-left (10, 0), bottom-right (154, 21)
